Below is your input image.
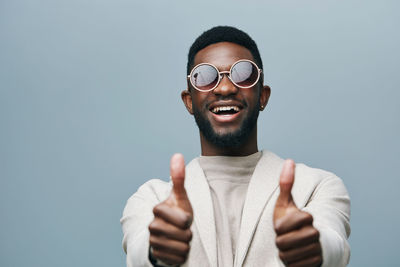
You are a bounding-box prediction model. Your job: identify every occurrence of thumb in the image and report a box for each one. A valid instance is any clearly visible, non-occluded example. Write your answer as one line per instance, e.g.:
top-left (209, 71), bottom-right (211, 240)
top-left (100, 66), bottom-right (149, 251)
top-left (274, 159), bottom-right (297, 221)
top-left (277, 159), bottom-right (296, 206)
top-left (170, 153), bottom-right (190, 204)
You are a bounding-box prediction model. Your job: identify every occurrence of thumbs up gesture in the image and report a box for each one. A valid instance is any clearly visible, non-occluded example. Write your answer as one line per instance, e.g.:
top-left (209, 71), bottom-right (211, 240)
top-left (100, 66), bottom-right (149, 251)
top-left (273, 160), bottom-right (322, 267)
top-left (148, 154), bottom-right (193, 265)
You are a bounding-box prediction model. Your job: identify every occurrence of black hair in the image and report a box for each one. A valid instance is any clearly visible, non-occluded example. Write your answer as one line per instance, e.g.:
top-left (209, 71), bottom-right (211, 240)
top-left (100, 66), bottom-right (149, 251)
top-left (187, 26), bottom-right (263, 75)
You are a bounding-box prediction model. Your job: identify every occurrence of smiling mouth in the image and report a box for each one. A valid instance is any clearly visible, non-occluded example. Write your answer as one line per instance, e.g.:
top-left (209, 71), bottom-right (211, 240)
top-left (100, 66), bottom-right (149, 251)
top-left (210, 106), bottom-right (241, 115)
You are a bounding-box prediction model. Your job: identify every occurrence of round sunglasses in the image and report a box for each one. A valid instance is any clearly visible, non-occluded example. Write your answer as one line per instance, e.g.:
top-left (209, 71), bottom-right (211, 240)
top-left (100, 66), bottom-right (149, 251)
top-left (187, 59), bottom-right (262, 92)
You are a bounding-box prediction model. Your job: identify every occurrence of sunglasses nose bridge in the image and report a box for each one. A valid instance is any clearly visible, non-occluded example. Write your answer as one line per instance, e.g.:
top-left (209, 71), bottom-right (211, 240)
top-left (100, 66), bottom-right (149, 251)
top-left (213, 70), bottom-right (238, 95)
top-left (218, 70), bottom-right (232, 84)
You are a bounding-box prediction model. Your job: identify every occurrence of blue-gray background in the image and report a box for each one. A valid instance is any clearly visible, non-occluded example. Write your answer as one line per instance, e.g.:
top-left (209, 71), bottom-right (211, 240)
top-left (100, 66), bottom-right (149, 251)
top-left (1, 0), bottom-right (399, 266)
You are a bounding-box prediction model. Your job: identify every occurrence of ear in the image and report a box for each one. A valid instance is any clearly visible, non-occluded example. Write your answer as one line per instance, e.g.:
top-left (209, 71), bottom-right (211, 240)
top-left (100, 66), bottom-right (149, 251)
top-left (181, 89), bottom-right (194, 115)
top-left (260, 85), bottom-right (271, 111)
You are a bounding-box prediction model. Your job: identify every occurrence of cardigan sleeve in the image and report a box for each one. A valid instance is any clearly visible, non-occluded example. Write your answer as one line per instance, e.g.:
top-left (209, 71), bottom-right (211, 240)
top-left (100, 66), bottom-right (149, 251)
top-left (302, 175), bottom-right (351, 267)
top-left (120, 179), bottom-right (171, 267)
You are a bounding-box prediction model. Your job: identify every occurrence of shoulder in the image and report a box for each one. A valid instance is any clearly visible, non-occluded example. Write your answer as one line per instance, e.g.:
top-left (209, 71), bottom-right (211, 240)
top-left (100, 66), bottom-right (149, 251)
top-left (261, 150), bottom-right (348, 206)
top-left (261, 149), bottom-right (344, 184)
top-left (127, 178), bottom-right (172, 204)
top-left (295, 162), bottom-right (351, 210)
top-left (295, 162), bottom-right (341, 185)
top-left (122, 179), bottom-right (172, 217)
top-left (295, 162), bottom-right (347, 191)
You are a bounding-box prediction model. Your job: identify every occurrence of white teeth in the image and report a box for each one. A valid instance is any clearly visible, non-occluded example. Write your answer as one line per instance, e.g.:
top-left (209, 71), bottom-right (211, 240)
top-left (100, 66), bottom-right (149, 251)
top-left (212, 106), bottom-right (240, 113)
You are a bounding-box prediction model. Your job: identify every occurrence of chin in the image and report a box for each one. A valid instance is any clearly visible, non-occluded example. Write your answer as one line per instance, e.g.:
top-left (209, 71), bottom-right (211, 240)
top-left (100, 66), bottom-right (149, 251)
top-left (193, 102), bottom-right (259, 148)
top-left (211, 133), bottom-right (248, 148)
top-left (198, 119), bottom-right (255, 148)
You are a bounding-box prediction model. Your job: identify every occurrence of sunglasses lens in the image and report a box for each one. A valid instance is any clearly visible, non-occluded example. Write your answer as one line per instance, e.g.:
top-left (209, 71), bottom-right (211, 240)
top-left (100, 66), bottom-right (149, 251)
top-left (190, 64), bottom-right (218, 91)
top-left (231, 61), bottom-right (259, 87)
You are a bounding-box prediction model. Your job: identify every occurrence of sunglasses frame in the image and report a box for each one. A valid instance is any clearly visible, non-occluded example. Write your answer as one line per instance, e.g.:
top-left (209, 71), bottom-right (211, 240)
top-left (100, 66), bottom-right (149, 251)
top-left (187, 59), bottom-right (262, 92)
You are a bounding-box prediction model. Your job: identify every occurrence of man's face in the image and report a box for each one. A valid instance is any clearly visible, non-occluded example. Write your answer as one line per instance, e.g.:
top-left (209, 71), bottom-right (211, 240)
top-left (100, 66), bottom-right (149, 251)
top-left (185, 42), bottom-right (265, 147)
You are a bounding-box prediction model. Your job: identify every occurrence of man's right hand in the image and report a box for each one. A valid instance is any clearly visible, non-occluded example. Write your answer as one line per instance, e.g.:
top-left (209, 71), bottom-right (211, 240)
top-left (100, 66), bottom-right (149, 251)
top-left (148, 153), bottom-right (193, 265)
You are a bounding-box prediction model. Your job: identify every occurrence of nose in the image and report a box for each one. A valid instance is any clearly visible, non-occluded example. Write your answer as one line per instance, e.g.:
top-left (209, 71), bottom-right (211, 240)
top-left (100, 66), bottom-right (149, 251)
top-left (213, 73), bottom-right (239, 96)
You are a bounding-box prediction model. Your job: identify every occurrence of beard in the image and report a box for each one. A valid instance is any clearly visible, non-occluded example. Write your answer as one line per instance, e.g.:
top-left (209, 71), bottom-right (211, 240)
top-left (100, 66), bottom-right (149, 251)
top-left (192, 101), bottom-right (260, 148)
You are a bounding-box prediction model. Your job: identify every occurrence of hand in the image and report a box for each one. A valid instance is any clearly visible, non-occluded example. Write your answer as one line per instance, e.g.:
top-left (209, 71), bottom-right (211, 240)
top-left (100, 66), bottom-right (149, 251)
top-left (273, 160), bottom-right (322, 267)
top-left (148, 154), bottom-right (193, 265)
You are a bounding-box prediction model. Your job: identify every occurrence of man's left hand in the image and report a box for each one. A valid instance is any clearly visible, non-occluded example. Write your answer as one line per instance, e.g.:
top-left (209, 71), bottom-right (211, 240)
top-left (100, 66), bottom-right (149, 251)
top-left (273, 159), bottom-right (322, 267)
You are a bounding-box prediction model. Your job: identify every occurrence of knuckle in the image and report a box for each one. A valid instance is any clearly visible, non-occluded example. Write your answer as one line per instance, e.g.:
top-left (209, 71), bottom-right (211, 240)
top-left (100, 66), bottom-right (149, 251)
top-left (182, 243), bottom-right (190, 254)
top-left (310, 227), bottom-right (320, 239)
top-left (275, 236), bottom-right (284, 249)
top-left (148, 221), bottom-right (157, 232)
top-left (182, 213), bottom-right (193, 228)
top-left (301, 211), bottom-right (313, 223)
top-left (153, 204), bottom-right (162, 215)
top-left (315, 243), bottom-right (322, 252)
top-left (274, 223), bottom-right (281, 233)
top-left (304, 212), bottom-right (313, 220)
top-left (312, 255), bottom-right (322, 265)
top-left (149, 236), bottom-right (157, 246)
top-left (278, 251), bottom-right (285, 260)
top-left (186, 230), bottom-right (193, 241)
top-left (187, 213), bottom-right (193, 224)
top-left (175, 217), bottom-right (186, 229)
top-left (148, 219), bottom-right (164, 233)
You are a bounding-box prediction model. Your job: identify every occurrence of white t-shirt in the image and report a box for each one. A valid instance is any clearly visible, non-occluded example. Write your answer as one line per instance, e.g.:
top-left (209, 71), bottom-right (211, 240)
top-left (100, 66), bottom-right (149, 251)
top-left (198, 151), bottom-right (262, 267)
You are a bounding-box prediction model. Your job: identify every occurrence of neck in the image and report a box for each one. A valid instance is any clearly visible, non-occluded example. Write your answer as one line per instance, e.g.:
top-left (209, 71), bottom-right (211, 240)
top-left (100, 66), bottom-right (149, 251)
top-left (199, 127), bottom-right (259, 156)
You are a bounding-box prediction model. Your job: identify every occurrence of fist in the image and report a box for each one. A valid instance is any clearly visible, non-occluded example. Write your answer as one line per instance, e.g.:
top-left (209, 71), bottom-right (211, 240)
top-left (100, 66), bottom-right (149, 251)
top-left (148, 154), bottom-right (193, 265)
top-left (273, 160), bottom-right (322, 267)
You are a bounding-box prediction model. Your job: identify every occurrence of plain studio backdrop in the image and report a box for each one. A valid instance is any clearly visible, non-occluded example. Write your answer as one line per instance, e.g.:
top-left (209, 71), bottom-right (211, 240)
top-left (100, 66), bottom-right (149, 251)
top-left (1, 0), bottom-right (399, 266)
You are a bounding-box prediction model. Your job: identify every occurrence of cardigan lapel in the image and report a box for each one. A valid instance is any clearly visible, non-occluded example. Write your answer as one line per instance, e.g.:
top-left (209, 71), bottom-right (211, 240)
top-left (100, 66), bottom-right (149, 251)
top-left (185, 158), bottom-right (217, 267)
top-left (234, 150), bottom-right (284, 267)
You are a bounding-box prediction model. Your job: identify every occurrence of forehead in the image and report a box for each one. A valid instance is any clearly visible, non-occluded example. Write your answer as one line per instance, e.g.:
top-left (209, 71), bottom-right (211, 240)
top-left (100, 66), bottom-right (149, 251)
top-left (193, 42), bottom-right (254, 70)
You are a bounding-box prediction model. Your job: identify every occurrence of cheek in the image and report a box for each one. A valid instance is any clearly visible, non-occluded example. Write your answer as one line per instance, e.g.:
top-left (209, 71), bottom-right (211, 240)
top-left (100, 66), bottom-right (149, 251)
top-left (242, 90), bottom-right (260, 107)
top-left (192, 93), bottom-right (209, 109)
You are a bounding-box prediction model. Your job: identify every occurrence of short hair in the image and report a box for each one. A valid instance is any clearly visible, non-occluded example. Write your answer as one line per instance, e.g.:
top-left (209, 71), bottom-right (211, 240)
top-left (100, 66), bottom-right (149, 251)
top-left (187, 26), bottom-right (263, 75)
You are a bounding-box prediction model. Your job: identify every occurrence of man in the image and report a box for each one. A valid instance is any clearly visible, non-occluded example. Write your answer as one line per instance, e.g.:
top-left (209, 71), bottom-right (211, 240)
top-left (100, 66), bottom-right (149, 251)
top-left (121, 26), bottom-right (350, 267)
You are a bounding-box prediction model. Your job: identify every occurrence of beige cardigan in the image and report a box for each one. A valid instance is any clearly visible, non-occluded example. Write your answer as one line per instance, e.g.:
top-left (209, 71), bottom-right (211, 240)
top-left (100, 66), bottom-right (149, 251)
top-left (121, 150), bottom-right (351, 267)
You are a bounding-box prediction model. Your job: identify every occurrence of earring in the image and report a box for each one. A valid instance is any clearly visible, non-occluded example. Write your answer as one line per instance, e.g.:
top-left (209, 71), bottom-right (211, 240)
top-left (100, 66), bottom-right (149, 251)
top-left (260, 105), bottom-right (264, 111)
